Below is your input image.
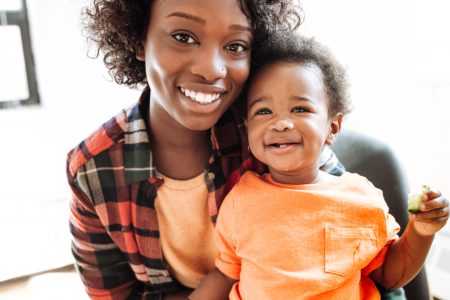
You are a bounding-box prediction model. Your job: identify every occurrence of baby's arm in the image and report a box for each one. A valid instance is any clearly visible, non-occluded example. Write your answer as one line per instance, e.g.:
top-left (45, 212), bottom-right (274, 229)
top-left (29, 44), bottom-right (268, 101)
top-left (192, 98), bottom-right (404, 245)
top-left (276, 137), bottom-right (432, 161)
top-left (372, 189), bottom-right (449, 289)
top-left (188, 268), bottom-right (236, 300)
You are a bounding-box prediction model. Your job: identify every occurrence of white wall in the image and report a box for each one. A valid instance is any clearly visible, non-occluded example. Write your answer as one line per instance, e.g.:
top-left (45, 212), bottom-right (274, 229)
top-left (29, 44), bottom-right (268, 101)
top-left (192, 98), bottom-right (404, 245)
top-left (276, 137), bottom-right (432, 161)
top-left (300, 0), bottom-right (450, 201)
top-left (0, 0), bottom-right (139, 206)
top-left (0, 0), bottom-right (139, 280)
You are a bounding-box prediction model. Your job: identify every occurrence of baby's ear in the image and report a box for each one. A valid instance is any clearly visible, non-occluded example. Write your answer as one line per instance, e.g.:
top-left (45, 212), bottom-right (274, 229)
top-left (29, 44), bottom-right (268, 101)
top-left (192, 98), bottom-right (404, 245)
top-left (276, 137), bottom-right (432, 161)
top-left (326, 113), bottom-right (343, 145)
top-left (136, 43), bottom-right (145, 61)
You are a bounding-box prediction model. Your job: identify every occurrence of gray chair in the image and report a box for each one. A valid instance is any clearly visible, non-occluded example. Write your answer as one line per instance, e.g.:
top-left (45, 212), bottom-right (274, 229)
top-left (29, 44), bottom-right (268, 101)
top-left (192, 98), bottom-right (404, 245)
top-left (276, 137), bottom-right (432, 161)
top-left (331, 130), bottom-right (430, 300)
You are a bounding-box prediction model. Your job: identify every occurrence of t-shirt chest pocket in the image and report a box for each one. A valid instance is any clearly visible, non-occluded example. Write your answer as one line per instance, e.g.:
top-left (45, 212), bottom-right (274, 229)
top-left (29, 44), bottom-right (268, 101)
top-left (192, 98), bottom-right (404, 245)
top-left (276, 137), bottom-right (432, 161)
top-left (324, 224), bottom-right (378, 277)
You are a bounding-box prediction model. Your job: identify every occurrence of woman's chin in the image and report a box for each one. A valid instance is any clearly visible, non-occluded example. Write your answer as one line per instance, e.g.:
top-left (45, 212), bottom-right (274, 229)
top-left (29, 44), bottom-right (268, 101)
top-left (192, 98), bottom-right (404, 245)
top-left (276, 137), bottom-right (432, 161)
top-left (178, 116), bottom-right (222, 132)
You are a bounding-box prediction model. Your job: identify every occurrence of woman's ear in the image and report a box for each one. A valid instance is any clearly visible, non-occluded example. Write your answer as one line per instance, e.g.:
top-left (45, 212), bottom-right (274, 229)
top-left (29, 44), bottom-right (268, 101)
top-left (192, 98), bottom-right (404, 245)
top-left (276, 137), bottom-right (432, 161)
top-left (326, 113), bottom-right (343, 145)
top-left (136, 43), bottom-right (145, 61)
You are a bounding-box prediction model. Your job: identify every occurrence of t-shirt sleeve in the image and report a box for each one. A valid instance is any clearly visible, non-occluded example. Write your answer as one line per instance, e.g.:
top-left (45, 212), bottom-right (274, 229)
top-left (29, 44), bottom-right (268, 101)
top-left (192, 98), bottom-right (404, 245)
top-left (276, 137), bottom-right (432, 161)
top-left (358, 174), bottom-right (401, 242)
top-left (354, 175), bottom-right (401, 275)
top-left (362, 211), bottom-right (400, 276)
top-left (215, 187), bottom-right (241, 280)
top-left (385, 212), bottom-right (401, 241)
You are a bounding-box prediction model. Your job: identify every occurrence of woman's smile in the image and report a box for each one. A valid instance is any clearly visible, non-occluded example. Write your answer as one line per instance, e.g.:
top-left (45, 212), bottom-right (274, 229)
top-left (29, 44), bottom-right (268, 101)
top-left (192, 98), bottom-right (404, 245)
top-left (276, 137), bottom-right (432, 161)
top-left (178, 86), bottom-right (225, 114)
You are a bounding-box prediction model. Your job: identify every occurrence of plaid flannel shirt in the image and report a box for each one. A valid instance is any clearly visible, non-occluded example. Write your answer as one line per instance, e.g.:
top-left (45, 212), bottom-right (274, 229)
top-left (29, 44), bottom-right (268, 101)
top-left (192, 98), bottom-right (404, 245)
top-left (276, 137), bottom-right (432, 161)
top-left (67, 87), bottom-right (344, 300)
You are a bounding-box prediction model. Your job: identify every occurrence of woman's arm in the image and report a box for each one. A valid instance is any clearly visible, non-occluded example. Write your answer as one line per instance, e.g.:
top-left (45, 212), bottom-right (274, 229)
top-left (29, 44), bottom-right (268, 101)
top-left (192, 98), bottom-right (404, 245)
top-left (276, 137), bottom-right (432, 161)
top-left (69, 183), bottom-right (143, 299)
top-left (372, 190), bottom-right (449, 289)
top-left (188, 268), bottom-right (236, 300)
top-left (69, 177), bottom-right (170, 300)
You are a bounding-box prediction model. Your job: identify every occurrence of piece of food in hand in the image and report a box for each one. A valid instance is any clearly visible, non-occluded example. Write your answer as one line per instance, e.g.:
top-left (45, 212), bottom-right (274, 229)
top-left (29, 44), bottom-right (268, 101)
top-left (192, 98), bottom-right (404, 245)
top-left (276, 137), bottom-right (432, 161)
top-left (408, 185), bottom-right (431, 213)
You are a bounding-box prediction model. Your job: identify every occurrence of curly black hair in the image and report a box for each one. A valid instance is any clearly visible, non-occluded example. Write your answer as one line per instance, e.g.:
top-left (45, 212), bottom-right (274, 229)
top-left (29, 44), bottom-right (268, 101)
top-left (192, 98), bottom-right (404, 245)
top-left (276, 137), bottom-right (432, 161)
top-left (248, 33), bottom-right (351, 117)
top-left (83, 0), bottom-right (303, 87)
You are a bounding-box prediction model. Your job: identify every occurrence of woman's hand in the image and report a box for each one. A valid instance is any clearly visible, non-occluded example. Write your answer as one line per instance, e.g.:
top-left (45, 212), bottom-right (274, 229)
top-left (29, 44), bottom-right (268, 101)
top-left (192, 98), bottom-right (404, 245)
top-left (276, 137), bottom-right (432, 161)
top-left (411, 189), bottom-right (449, 236)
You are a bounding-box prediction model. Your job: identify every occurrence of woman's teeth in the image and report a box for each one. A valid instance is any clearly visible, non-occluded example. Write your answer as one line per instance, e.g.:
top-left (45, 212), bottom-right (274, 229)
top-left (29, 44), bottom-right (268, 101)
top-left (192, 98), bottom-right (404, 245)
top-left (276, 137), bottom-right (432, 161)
top-left (180, 88), bottom-right (221, 104)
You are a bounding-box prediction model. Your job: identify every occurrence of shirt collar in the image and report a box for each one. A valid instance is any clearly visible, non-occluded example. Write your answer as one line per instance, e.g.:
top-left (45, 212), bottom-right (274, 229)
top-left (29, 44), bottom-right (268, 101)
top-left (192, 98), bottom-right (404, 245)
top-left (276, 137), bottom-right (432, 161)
top-left (123, 86), bottom-right (246, 184)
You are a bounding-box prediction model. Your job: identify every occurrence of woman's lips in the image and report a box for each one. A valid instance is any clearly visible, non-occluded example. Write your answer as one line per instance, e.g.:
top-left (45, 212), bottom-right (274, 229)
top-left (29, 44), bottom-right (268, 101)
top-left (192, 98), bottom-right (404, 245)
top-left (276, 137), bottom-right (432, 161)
top-left (178, 87), bottom-right (224, 114)
top-left (179, 87), bottom-right (223, 104)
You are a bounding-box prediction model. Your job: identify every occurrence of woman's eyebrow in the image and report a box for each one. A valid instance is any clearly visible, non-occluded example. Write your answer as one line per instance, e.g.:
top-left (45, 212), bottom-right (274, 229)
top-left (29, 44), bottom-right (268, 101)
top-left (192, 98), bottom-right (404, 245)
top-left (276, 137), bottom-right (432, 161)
top-left (230, 24), bottom-right (252, 32)
top-left (166, 12), bottom-right (205, 24)
top-left (166, 12), bottom-right (251, 32)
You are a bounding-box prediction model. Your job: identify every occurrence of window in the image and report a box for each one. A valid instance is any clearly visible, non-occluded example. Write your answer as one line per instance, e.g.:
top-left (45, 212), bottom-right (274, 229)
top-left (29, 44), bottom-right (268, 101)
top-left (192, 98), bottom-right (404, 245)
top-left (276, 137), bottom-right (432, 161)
top-left (0, 0), bottom-right (40, 109)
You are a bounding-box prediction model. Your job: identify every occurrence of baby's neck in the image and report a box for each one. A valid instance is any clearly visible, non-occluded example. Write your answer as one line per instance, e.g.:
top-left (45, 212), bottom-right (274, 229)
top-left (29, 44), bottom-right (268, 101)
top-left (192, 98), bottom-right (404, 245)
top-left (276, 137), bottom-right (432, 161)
top-left (268, 169), bottom-right (335, 185)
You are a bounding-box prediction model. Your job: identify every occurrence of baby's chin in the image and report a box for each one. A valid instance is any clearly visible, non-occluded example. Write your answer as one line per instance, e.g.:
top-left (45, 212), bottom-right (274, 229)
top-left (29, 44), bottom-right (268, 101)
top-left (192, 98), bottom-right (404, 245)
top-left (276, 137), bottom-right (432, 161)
top-left (267, 163), bottom-right (321, 183)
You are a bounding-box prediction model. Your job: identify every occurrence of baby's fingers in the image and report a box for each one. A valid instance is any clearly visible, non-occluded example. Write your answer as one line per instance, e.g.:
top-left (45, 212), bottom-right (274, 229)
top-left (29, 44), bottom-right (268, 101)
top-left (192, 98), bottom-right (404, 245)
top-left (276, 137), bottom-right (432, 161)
top-left (421, 193), bottom-right (448, 212)
top-left (415, 206), bottom-right (449, 222)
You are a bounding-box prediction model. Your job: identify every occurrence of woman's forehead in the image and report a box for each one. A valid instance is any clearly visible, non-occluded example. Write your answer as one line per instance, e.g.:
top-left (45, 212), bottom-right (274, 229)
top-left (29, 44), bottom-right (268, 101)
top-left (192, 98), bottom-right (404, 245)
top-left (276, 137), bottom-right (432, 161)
top-left (150, 0), bottom-right (251, 34)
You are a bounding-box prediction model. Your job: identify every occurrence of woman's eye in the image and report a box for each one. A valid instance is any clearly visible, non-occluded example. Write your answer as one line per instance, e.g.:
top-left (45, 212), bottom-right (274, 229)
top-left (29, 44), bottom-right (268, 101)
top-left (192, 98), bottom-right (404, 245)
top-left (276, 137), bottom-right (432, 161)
top-left (255, 108), bottom-right (272, 115)
top-left (172, 32), bottom-right (197, 45)
top-left (292, 106), bottom-right (309, 113)
top-left (226, 43), bottom-right (249, 54)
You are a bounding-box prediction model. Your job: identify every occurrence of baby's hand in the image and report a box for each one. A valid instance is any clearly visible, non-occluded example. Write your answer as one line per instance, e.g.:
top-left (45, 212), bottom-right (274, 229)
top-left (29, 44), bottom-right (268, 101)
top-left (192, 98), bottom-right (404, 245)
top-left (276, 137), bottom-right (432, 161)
top-left (410, 188), bottom-right (449, 236)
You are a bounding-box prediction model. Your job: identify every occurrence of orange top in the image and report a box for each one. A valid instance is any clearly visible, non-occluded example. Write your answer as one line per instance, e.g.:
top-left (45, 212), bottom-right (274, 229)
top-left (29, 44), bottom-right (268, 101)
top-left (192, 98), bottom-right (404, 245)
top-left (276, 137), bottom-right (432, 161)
top-left (155, 172), bottom-right (218, 288)
top-left (215, 171), bottom-right (399, 300)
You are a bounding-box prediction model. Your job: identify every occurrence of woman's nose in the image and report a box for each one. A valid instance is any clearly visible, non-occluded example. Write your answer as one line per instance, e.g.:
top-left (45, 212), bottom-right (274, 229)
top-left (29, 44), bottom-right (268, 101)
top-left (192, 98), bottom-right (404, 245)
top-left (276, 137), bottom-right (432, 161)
top-left (191, 49), bottom-right (227, 81)
top-left (270, 118), bottom-right (294, 132)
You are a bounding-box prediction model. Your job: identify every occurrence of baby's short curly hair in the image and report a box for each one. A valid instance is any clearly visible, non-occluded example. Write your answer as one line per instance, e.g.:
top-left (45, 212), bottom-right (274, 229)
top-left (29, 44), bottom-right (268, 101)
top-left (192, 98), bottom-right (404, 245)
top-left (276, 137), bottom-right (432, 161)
top-left (248, 33), bottom-right (352, 117)
top-left (83, 0), bottom-right (302, 87)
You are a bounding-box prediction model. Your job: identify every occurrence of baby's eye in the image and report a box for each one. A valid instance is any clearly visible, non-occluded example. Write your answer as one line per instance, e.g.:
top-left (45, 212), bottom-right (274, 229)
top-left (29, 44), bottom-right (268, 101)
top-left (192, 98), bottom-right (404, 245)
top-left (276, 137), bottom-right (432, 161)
top-left (226, 42), bottom-right (249, 54)
top-left (255, 108), bottom-right (272, 115)
top-left (292, 106), bottom-right (309, 113)
top-left (172, 32), bottom-right (197, 45)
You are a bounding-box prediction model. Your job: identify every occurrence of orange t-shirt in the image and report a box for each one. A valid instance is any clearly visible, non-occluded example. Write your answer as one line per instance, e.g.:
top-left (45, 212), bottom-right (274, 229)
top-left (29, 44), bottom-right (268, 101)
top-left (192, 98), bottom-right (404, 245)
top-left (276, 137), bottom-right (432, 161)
top-left (215, 171), bottom-right (399, 300)
top-left (155, 171), bottom-right (218, 288)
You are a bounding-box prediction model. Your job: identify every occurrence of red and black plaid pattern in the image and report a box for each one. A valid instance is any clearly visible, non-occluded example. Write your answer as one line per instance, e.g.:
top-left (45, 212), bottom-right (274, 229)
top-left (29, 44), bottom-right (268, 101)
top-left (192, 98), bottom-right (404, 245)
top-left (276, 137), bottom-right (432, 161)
top-left (67, 87), bottom-right (344, 299)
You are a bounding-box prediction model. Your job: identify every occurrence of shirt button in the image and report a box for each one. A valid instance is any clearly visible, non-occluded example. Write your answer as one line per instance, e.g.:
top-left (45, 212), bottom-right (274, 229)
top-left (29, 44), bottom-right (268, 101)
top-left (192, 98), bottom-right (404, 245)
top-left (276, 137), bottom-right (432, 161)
top-left (207, 172), bottom-right (215, 181)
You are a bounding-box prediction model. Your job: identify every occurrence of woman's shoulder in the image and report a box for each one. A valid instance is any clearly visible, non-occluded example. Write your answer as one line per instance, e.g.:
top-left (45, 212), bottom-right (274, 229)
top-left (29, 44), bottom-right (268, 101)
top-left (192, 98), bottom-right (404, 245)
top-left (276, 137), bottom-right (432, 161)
top-left (67, 102), bottom-right (150, 181)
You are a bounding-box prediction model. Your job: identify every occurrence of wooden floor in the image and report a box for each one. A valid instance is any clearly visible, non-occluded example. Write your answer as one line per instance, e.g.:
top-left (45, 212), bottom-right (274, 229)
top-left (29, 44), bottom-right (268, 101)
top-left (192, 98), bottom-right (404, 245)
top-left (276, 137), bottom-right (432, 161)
top-left (0, 265), bottom-right (88, 300)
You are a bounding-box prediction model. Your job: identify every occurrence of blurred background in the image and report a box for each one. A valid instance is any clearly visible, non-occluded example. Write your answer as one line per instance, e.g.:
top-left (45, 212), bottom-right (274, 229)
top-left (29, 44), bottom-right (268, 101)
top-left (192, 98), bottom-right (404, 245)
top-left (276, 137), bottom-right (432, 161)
top-left (0, 0), bottom-right (449, 299)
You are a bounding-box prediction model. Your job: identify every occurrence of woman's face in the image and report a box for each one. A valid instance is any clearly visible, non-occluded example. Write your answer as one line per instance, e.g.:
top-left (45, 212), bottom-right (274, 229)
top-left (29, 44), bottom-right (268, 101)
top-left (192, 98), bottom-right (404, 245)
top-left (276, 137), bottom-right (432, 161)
top-left (140, 0), bottom-right (252, 131)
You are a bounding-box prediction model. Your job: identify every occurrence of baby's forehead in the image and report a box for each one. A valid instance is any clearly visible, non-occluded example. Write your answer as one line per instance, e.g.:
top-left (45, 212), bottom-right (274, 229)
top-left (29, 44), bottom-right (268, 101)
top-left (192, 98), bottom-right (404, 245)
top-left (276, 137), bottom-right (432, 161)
top-left (245, 60), bottom-right (329, 108)
top-left (252, 60), bottom-right (322, 80)
top-left (248, 60), bottom-right (325, 90)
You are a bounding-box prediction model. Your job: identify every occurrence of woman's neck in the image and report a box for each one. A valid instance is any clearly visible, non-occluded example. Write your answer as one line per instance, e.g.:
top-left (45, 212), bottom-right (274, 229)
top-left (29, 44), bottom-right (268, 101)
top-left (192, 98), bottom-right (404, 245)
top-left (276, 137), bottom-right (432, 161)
top-left (149, 100), bottom-right (211, 180)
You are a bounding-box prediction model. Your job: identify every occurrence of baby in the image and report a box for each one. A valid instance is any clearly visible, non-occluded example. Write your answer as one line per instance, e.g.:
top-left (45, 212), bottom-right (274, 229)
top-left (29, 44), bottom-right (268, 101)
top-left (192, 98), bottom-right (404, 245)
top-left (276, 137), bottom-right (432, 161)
top-left (189, 33), bottom-right (449, 300)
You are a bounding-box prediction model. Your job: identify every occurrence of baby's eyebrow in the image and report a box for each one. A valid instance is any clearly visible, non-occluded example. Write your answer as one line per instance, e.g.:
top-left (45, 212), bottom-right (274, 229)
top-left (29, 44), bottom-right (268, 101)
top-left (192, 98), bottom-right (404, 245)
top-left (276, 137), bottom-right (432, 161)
top-left (247, 97), bottom-right (268, 110)
top-left (291, 96), bottom-right (313, 103)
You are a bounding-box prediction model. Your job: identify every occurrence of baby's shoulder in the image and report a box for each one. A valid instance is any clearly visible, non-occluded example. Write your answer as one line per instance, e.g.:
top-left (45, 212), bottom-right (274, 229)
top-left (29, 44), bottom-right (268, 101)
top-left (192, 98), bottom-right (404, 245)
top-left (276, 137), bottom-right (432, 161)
top-left (339, 172), bottom-right (383, 196)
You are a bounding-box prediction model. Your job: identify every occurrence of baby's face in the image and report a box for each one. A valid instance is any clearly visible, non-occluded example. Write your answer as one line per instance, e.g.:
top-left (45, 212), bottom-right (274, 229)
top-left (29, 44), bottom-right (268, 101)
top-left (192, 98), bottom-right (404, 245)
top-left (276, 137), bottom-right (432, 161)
top-left (246, 61), bottom-right (336, 183)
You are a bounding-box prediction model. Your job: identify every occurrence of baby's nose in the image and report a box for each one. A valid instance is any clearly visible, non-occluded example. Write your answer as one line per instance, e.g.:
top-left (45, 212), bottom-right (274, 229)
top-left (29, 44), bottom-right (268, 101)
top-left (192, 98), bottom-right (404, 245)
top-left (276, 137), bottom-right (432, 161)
top-left (270, 118), bottom-right (294, 131)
